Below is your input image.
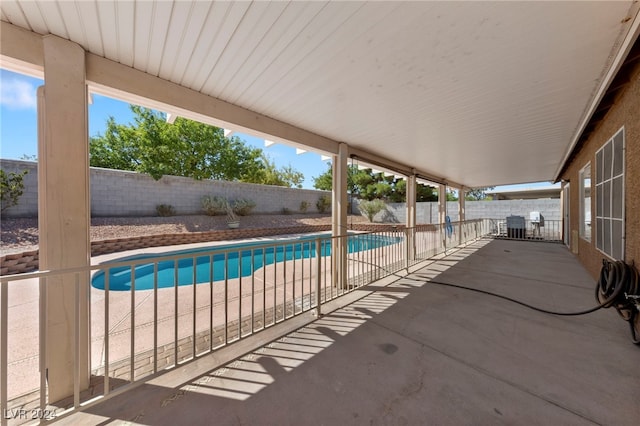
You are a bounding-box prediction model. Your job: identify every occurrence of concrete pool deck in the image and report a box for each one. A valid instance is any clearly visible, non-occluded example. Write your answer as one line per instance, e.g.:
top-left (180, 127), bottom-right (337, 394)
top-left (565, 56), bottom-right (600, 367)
top-left (57, 238), bottom-right (639, 425)
top-left (4, 231), bottom-right (395, 402)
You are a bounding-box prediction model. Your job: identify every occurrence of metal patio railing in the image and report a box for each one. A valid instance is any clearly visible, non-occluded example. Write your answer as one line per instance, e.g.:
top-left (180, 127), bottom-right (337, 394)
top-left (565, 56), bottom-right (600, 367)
top-left (487, 218), bottom-right (562, 242)
top-left (0, 220), bottom-right (492, 424)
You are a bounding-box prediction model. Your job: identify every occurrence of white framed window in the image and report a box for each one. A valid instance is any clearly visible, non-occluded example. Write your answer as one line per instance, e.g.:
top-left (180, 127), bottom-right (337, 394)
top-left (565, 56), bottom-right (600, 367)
top-left (595, 127), bottom-right (625, 259)
top-left (579, 163), bottom-right (591, 241)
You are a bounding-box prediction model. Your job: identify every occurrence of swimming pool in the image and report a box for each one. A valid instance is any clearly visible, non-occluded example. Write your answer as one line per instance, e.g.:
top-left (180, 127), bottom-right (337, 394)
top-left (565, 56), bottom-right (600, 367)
top-left (91, 233), bottom-right (402, 291)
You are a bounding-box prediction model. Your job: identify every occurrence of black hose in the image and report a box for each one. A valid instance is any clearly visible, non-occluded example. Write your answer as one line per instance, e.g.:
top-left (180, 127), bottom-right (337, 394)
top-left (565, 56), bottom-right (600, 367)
top-left (421, 259), bottom-right (637, 317)
top-left (424, 278), bottom-right (611, 316)
top-left (350, 256), bottom-right (639, 320)
top-left (595, 259), bottom-right (639, 317)
top-left (355, 247), bottom-right (640, 340)
top-left (596, 259), bottom-right (627, 309)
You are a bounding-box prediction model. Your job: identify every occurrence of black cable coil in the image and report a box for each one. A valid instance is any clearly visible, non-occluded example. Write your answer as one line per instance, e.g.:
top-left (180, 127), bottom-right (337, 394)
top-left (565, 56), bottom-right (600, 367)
top-left (595, 259), bottom-right (640, 344)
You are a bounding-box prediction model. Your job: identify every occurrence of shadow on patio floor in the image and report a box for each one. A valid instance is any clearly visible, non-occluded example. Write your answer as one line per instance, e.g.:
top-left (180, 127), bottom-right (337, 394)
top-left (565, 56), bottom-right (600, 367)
top-left (61, 239), bottom-right (640, 425)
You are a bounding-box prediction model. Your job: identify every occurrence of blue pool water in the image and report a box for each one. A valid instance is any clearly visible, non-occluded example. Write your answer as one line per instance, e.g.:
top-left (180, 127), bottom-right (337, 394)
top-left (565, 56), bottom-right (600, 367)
top-left (91, 233), bottom-right (401, 291)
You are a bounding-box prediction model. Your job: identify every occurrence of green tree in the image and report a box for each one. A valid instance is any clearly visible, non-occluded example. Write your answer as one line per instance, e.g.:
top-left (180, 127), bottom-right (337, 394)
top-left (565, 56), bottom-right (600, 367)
top-left (0, 169), bottom-right (28, 213)
top-left (243, 154), bottom-right (304, 188)
top-left (90, 106), bottom-right (303, 187)
top-left (312, 166), bottom-right (333, 192)
top-left (465, 187), bottom-right (495, 201)
top-left (313, 164), bottom-right (370, 195)
top-left (313, 165), bottom-right (436, 202)
top-left (90, 106), bottom-right (263, 180)
top-left (277, 165), bottom-right (304, 188)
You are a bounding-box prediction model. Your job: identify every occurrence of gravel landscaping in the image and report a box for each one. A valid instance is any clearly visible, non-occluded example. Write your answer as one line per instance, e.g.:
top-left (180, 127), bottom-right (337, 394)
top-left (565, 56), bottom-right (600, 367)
top-left (0, 214), bottom-right (369, 256)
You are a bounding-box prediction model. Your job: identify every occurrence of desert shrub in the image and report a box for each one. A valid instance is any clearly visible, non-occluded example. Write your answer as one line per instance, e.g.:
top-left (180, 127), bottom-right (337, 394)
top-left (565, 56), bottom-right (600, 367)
top-left (316, 195), bottom-right (331, 213)
top-left (0, 169), bottom-right (28, 213)
top-left (156, 204), bottom-right (176, 217)
top-left (225, 200), bottom-right (238, 222)
top-left (201, 195), bottom-right (228, 216)
top-left (358, 199), bottom-right (387, 222)
top-left (232, 198), bottom-right (256, 216)
top-left (299, 200), bottom-right (309, 213)
top-left (282, 207), bottom-right (292, 215)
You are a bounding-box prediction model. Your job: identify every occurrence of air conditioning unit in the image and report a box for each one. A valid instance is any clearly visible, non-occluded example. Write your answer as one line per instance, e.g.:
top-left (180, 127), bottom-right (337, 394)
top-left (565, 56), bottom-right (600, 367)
top-left (506, 215), bottom-right (525, 239)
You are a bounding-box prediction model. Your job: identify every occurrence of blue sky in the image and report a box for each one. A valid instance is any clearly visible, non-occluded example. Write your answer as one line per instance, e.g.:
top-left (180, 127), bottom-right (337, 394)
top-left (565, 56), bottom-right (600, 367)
top-left (0, 69), bottom-right (330, 189)
top-left (1, 68), bottom-right (555, 192)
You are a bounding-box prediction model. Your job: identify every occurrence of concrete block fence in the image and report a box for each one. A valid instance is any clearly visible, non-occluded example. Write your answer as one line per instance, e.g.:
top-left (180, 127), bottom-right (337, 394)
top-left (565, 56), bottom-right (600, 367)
top-left (3, 159), bottom-right (559, 223)
top-left (353, 199), bottom-right (561, 224)
top-left (1, 159), bottom-right (329, 217)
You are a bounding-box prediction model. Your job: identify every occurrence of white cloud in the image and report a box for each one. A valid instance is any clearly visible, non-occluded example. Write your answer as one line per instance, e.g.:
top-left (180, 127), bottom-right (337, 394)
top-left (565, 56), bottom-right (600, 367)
top-left (1, 78), bottom-right (37, 110)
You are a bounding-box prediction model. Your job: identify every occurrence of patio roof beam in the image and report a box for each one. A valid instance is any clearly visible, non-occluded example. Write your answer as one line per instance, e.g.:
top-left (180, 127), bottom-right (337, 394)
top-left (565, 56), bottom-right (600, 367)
top-left (2, 19), bottom-right (464, 190)
top-left (85, 54), bottom-right (340, 157)
top-left (0, 20), bottom-right (43, 77)
top-left (0, 20), bottom-right (341, 157)
top-left (349, 147), bottom-right (463, 189)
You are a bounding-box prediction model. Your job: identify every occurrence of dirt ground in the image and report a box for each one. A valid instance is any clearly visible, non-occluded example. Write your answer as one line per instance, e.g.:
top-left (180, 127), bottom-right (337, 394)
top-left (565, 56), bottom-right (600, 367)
top-left (0, 214), bottom-right (369, 256)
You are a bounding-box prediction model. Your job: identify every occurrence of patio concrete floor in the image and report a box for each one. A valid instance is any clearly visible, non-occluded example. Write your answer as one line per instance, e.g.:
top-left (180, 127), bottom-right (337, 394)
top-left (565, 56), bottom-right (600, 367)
top-left (61, 238), bottom-right (639, 425)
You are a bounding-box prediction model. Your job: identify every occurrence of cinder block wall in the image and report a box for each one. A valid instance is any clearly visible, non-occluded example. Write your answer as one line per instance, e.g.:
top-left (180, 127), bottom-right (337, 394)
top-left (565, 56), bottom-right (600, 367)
top-left (353, 199), bottom-right (561, 224)
top-left (0, 160), bottom-right (329, 217)
top-left (2, 159), bottom-right (560, 223)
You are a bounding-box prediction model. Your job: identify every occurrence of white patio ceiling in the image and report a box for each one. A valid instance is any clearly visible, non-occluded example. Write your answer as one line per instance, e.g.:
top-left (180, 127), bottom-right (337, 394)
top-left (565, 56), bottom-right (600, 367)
top-left (1, 1), bottom-right (639, 188)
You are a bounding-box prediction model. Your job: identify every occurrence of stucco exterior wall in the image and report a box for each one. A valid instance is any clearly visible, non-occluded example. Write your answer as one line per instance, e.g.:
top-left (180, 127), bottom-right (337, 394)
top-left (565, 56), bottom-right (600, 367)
top-left (560, 59), bottom-right (640, 278)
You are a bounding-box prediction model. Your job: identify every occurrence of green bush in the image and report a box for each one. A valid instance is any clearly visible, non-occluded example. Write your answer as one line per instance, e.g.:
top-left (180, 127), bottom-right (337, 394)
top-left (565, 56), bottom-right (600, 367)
top-left (299, 200), bottom-right (309, 213)
top-left (316, 195), bottom-right (331, 213)
top-left (358, 199), bottom-right (387, 222)
top-left (201, 195), bottom-right (228, 216)
top-left (282, 207), bottom-right (292, 215)
top-left (0, 169), bottom-right (28, 213)
top-left (232, 198), bottom-right (256, 216)
top-left (156, 204), bottom-right (176, 217)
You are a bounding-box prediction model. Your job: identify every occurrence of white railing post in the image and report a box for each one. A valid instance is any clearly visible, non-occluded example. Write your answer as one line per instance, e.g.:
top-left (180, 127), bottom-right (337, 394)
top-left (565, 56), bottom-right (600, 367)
top-left (316, 238), bottom-right (322, 316)
top-left (458, 191), bottom-right (466, 246)
top-left (406, 175), bottom-right (417, 263)
top-left (39, 277), bottom-right (47, 410)
top-left (105, 271), bottom-right (111, 394)
top-left (1, 280), bottom-right (8, 426)
top-left (405, 228), bottom-right (409, 269)
top-left (438, 184), bottom-right (447, 253)
top-left (74, 274), bottom-right (81, 408)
